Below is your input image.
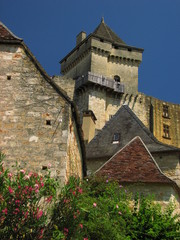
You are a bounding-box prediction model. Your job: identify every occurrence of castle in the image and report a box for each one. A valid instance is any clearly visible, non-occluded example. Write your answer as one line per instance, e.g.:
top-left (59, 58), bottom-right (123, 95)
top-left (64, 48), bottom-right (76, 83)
top-left (0, 19), bottom-right (180, 206)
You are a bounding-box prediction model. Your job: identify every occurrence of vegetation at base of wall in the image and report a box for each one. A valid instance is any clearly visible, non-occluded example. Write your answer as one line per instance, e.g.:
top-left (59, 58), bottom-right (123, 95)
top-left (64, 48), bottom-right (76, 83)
top-left (0, 153), bottom-right (180, 240)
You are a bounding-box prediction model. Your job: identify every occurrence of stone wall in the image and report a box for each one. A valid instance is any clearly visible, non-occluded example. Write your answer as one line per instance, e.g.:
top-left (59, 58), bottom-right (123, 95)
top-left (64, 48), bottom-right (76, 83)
top-left (66, 114), bottom-right (83, 180)
top-left (153, 152), bottom-right (180, 187)
top-left (75, 85), bottom-right (180, 148)
top-left (0, 43), bottom-right (83, 182)
top-left (125, 183), bottom-right (180, 211)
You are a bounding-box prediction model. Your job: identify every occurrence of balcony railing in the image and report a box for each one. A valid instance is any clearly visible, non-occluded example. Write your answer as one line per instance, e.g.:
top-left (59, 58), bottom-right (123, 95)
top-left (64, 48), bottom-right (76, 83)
top-left (75, 72), bottom-right (124, 94)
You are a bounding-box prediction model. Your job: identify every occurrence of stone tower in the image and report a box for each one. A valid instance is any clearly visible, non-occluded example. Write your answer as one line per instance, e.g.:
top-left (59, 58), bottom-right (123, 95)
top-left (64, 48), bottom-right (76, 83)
top-left (60, 18), bottom-right (143, 142)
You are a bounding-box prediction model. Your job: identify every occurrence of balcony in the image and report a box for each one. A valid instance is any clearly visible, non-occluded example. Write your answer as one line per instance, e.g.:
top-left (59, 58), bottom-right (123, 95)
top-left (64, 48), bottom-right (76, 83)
top-left (75, 72), bottom-right (124, 94)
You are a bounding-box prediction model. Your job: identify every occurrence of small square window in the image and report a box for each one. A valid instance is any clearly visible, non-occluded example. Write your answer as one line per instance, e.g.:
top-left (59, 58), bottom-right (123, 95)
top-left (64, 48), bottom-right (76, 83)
top-left (46, 120), bottom-right (51, 126)
top-left (163, 124), bottom-right (170, 139)
top-left (113, 133), bottom-right (120, 143)
top-left (7, 75), bottom-right (11, 80)
top-left (163, 105), bottom-right (169, 118)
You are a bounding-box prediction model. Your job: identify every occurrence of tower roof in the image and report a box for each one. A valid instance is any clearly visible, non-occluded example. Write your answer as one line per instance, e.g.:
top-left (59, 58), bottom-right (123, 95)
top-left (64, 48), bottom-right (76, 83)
top-left (92, 18), bottom-right (127, 46)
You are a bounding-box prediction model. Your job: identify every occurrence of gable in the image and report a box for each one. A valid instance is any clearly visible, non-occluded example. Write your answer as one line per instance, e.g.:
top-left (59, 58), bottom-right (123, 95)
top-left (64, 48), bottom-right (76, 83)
top-left (96, 137), bottom-right (171, 183)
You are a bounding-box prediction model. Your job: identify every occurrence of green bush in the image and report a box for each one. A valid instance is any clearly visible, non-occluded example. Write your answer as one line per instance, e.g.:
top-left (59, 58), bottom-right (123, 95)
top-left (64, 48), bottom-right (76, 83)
top-left (0, 151), bottom-right (179, 239)
top-left (48, 176), bottom-right (180, 240)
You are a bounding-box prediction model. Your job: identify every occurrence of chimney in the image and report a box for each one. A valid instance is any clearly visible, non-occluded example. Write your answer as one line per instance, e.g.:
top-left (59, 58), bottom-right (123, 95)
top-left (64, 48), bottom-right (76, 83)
top-left (76, 31), bottom-right (86, 46)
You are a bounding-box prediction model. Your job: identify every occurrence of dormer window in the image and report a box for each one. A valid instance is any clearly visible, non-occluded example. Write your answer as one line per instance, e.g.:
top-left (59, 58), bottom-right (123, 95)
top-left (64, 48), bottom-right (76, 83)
top-left (112, 133), bottom-right (120, 144)
top-left (114, 75), bottom-right (120, 82)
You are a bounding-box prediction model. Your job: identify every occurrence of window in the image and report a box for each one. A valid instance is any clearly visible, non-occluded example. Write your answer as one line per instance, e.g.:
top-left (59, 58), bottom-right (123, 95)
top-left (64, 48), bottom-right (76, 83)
top-left (114, 75), bottom-right (120, 82)
top-left (46, 120), bottom-right (51, 126)
top-left (163, 104), bottom-right (169, 118)
top-left (163, 124), bottom-right (170, 139)
top-left (112, 133), bottom-right (120, 143)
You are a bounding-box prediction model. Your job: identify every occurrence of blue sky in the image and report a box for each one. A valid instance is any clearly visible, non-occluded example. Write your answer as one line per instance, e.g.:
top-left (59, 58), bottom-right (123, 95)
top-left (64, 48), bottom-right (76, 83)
top-left (1, 0), bottom-right (180, 104)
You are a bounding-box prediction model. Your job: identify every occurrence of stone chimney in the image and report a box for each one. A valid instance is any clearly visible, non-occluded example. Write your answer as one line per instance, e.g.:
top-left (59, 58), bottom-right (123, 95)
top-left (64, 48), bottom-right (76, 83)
top-left (76, 31), bottom-right (86, 46)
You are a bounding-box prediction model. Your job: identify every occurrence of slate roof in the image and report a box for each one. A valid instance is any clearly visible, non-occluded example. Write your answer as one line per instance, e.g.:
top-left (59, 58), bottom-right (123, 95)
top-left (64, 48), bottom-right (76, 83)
top-left (60, 18), bottom-right (143, 63)
top-left (92, 17), bottom-right (127, 46)
top-left (86, 105), bottom-right (179, 160)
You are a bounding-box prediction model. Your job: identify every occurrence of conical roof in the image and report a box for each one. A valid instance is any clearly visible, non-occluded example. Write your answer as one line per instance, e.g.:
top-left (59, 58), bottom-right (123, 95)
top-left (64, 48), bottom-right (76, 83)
top-left (92, 18), bottom-right (127, 45)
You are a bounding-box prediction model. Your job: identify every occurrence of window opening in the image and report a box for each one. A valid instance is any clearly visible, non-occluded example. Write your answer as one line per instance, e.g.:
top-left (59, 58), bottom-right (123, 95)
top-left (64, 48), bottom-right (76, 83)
top-left (114, 75), bottom-right (120, 82)
top-left (163, 124), bottom-right (170, 139)
top-left (113, 133), bottom-right (120, 143)
top-left (163, 105), bottom-right (169, 118)
top-left (46, 120), bottom-right (51, 126)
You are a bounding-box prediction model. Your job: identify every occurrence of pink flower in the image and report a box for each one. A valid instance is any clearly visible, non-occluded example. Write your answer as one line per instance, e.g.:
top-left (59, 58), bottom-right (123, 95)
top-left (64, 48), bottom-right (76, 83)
top-left (20, 169), bottom-right (26, 174)
top-left (41, 182), bottom-right (44, 187)
top-left (48, 163), bottom-right (51, 169)
top-left (72, 191), bottom-right (76, 196)
top-left (8, 186), bottom-right (13, 194)
top-left (118, 211), bottom-right (122, 215)
top-left (78, 188), bottom-right (83, 194)
top-left (84, 238), bottom-right (88, 240)
top-left (8, 173), bottom-right (13, 178)
top-left (24, 175), bottom-right (30, 180)
top-left (0, 172), bottom-right (2, 175)
top-left (106, 179), bottom-right (109, 183)
top-left (2, 208), bottom-right (8, 215)
top-left (37, 210), bottom-right (43, 219)
top-left (64, 228), bottom-right (68, 235)
top-left (24, 211), bottom-right (28, 219)
top-left (116, 204), bottom-right (119, 209)
top-left (46, 196), bottom-right (53, 203)
top-left (93, 202), bottom-right (97, 207)
top-left (73, 215), bottom-right (77, 219)
top-left (79, 223), bottom-right (83, 229)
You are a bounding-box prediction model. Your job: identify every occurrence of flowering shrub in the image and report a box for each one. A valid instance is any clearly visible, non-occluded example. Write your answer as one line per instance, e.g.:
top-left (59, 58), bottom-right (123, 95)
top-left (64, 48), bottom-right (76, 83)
top-left (48, 176), bottom-right (180, 240)
top-left (0, 151), bottom-right (180, 239)
top-left (0, 152), bottom-right (58, 240)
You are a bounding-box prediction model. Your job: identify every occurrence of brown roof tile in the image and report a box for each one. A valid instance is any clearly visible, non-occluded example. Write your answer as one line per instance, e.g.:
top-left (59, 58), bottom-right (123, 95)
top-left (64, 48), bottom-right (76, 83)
top-left (96, 136), bottom-right (174, 184)
top-left (0, 21), bottom-right (22, 42)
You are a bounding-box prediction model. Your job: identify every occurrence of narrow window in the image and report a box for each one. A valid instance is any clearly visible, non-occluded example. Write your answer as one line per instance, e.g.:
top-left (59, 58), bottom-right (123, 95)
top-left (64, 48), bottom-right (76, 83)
top-left (163, 104), bottom-right (169, 118)
top-left (7, 75), bottom-right (11, 80)
top-left (114, 75), bottom-right (120, 82)
top-left (113, 133), bottom-right (120, 143)
top-left (163, 124), bottom-right (170, 139)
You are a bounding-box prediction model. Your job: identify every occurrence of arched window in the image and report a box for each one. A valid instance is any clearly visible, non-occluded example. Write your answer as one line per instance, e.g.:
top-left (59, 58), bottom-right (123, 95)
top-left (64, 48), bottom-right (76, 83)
top-left (114, 75), bottom-right (120, 82)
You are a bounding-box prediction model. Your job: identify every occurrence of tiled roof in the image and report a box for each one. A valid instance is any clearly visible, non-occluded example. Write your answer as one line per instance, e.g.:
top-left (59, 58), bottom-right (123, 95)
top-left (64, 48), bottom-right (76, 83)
top-left (0, 21), bottom-right (22, 42)
top-left (96, 137), bottom-right (176, 184)
top-left (92, 18), bottom-right (127, 46)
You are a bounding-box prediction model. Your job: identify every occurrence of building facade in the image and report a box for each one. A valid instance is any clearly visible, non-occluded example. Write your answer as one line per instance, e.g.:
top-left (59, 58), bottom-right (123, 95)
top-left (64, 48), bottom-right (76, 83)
top-left (60, 18), bottom-right (180, 148)
top-left (0, 22), bottom-right (86, 183)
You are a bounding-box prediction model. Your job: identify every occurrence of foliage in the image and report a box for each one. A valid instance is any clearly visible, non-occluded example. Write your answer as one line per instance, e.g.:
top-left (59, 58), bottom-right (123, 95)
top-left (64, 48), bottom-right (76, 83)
top-left (0, 152), bottom-right (58, 240)
top-left (48, 176), bottom-right (180, 240)
top-left (0, 151), bottom-right (180, 239)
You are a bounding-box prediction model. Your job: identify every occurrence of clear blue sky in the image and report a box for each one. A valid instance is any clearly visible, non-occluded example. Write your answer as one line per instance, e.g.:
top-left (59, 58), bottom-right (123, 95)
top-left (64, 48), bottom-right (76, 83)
top-left (1, 0), bottom-right (180, 104)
